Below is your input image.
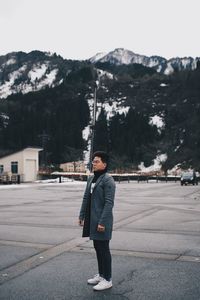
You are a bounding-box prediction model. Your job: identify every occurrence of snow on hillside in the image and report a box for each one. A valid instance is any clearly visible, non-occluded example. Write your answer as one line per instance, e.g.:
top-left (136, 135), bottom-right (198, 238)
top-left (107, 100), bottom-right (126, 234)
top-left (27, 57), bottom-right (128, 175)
top-left (100, 48), bottom-right (142, 65)
top-left (37, 69), bottom-right (58, 89)
top-left (0, 62), bottom-right (59, 99)
top-left (138, 153), bottom-right (167, 173)
top-left (28, 64), bottom-right (47, 82)
top-left (97, 69), bottom-right (114, 80)
top-left (149, 115), bottom-right (165, 133)
top-left (0, 65), bottom-right (27, 98)
top-left (4, 58), bottom-right (16, 66)
top-left (82, 89), bottom-right (130, 168)
top-left (90, 48), bottom-right (199, 75)
top-left (90, 52), bottom-right (107, 63)
top-left (164, 62), bottom-right (174, 75)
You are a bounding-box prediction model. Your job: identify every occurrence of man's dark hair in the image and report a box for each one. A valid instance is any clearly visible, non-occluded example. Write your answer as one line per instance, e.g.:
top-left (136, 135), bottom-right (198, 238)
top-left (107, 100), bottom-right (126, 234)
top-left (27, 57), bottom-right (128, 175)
top-left (92, 151), bottom-right (109, 164)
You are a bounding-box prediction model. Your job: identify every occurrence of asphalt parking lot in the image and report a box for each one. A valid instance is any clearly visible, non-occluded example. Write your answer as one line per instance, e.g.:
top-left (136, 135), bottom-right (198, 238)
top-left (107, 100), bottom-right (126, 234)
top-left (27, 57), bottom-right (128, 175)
top-left (0, 180), bottom-right (200, 299)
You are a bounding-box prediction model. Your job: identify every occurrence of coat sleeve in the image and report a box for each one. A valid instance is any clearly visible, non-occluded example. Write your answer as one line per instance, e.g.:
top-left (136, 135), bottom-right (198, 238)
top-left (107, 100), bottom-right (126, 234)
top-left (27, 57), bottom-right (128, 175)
top-left (99, 176), bottom-right (115, 226)
top-left (79, 178), bottom-right (91, 220)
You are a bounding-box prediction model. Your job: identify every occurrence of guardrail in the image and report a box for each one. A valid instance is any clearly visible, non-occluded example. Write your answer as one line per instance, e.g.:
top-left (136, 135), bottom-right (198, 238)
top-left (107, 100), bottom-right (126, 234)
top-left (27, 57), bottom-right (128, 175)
top-left (112, 175), bottom-right (181, 183)
top-left (35, 172), bottom-right (200, 184)
top-left (49, 172), bottom-right (183, 183)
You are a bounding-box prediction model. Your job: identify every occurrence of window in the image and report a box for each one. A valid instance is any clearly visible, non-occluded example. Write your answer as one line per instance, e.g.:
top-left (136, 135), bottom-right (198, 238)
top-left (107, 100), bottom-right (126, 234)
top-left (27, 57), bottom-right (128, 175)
top-left (0, 165), bottom-right (3, 174)
top-left (11, 161), bottom-right (18, 174)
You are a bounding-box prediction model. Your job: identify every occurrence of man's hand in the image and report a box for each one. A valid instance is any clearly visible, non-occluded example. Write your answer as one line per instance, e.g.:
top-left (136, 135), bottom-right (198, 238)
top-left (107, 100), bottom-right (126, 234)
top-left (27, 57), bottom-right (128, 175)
top-left (78, 219), bottom-right (84, 226)
top-left (97, 224), bottom-right (105, 232)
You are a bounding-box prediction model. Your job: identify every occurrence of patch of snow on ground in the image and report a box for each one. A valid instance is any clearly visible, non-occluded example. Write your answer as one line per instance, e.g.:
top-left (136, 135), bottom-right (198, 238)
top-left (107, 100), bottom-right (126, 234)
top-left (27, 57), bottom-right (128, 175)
top-left (82, 125), bottom-right (90, 141)
top-left (117, 106), bottom-right (129, 115)
top-left (0, 65), bottom-right (27, 98)
top-left (149, 58), bottom-right (159, 67)
top-left (157, 65), bottom-right (162, 72)
top-left (149, 115), bottom-right (165, 132)
top-left (87, 98), bottom-right (95, 120)
top-left (164, 63), bottom-right (174, 75)
top-left (0, 81), bottom-right (13, 98)
top-left (97, 69), bottom-right (113, 80)
top-left (102, 101), bottom-right (129, 120)
top-left (84, 94), bottom-right (130, 168)
top-left (5, 58), bottom-right (16, 66)
top-left (28, 64), bottom-right (47, 82)
top-left (181, 58), bottom-right (191, 69)
top-left (10, 66), bottom-right (27, 81)
top-left (101, 85), bottom-right (109, 92)
top-left (174, 145), bottom-right (180, 152)
top-left (167, 164), bottom-right (182, 176)
top-left (83, 96), bottom-right (95, 166)
top-left (58, 79), bottom-right (63, 85)
top-left (0, 179), bottom-right (86, 189)
top-left (35, 177), bottom-right (74, 183)
top-left (83, 97), bottom-right (94, 167)
top-left (37, 69), bottom-right (58, 89)
top-left (138, 153), bottom-right (167, 172)
top-left (21, 82), bottom-right (35, 94)
top-left (45, 69), bottom-right (58, 86)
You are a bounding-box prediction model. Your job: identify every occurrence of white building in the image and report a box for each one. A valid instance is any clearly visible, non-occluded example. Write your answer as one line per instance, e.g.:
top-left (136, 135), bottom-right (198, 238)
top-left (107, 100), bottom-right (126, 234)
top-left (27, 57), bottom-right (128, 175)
top-left (0, 147), bottom-right (43, 182)
top-left (60, 161), bottom-right (86, 173)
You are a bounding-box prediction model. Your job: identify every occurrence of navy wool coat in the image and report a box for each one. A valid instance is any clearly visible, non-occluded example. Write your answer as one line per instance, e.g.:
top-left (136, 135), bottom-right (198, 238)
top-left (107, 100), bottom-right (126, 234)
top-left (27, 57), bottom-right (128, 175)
top-left (79, 173), bottom-right (116, 240)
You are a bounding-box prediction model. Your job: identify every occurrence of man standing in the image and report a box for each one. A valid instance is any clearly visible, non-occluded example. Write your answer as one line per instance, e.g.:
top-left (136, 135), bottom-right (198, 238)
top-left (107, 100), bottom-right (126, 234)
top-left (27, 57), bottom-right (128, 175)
top-left (79, 151), bottom-right (116, 291)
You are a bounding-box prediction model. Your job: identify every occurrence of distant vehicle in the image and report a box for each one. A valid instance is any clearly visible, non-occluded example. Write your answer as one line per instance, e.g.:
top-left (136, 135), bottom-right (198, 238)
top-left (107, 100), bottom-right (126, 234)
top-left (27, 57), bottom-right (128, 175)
top-left (180, 171), bottom-right (198, 186)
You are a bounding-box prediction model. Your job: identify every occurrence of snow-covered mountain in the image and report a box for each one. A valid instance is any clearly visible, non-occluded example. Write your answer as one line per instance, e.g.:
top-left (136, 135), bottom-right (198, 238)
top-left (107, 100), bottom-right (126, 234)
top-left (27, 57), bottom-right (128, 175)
top-left (90, 48), bottom-right (199, 75)
top-left (0, 49), bottom-right (200, 171)
top-left (1, 49), bottom-right (199, 99)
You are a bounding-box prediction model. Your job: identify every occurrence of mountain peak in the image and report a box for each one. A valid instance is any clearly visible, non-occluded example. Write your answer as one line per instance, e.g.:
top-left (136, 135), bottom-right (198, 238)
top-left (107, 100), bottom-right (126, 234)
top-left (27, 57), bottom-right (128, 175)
top-left (89, 48), bottom-right (199, 74)
top-left (89, 52), bottom-right (107, 63)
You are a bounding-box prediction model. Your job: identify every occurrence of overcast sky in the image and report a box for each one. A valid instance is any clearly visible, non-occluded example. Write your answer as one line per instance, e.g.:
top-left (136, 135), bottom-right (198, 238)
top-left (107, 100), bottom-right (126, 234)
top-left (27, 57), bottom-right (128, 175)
top-left (0, 0), bottom-right (199, 60)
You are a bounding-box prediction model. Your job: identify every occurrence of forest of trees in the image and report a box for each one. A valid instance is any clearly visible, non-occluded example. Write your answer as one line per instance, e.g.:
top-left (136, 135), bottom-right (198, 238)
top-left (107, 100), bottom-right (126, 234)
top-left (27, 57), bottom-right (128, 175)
top-left (0, 58), bottom-right (200, 171)
top-left (0, 82), bottom-right (90, 165)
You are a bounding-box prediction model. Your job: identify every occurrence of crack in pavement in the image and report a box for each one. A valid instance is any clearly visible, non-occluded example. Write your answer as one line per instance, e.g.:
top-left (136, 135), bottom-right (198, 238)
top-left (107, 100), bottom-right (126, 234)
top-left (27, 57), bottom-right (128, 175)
top-left (113, 269), bottom-right (138, 299)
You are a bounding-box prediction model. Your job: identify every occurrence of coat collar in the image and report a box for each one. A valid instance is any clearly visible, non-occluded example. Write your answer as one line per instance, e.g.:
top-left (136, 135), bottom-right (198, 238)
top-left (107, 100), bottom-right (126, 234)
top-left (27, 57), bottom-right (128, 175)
top-left (94, 173), bottom-right (106, 190)
top-left (89, 173), bottom-right (106, 191)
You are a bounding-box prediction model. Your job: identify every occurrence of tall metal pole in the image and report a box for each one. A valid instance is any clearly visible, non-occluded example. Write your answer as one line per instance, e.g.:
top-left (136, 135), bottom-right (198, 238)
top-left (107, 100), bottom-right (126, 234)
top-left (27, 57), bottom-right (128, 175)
top-left (89, 86), bottom-right (97, 171)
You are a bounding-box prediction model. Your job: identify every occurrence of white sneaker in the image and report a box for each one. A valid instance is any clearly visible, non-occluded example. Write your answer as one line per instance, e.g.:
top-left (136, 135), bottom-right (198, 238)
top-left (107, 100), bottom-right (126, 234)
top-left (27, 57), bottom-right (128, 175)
top-left (93, 279), bottom-right (112, 291)
top-left (87, 274), bottom-right (103, 285)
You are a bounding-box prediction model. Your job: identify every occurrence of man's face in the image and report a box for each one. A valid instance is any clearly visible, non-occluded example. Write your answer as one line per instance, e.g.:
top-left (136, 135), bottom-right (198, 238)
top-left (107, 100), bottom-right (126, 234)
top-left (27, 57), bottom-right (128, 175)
top-left (92, 156), bottom-right (107, 172)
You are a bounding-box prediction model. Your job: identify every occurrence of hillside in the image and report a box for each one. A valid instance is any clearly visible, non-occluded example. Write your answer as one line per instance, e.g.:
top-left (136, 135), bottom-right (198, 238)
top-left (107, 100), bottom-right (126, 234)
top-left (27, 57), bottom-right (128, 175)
top-left (0, 50), bottom-right (200, 172)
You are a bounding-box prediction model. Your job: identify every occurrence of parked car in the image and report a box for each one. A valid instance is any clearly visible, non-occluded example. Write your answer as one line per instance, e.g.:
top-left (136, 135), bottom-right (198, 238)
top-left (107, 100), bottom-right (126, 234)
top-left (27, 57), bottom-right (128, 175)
top-left (180, 171), bottom-right (198, 186)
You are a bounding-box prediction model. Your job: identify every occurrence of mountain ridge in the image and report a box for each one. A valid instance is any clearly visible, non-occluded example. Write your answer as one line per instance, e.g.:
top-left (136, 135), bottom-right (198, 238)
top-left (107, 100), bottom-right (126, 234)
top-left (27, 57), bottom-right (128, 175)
top-left (89, 48), bottom-right (199, 75)
top-left (0, 48), bottom-right (199, 99)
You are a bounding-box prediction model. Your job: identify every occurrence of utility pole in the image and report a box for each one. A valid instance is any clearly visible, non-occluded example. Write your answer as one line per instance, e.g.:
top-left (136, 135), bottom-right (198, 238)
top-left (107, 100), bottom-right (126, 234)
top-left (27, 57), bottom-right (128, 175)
top-left (89, 85), bottom-right (97, 171)
top-left (38, 131), bottom-right (50, 167)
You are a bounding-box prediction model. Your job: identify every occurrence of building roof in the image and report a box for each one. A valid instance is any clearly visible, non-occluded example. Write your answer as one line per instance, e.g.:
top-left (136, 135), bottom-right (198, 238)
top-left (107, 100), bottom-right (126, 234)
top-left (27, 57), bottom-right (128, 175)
top-left (0, 147), bottom-right (43, 159)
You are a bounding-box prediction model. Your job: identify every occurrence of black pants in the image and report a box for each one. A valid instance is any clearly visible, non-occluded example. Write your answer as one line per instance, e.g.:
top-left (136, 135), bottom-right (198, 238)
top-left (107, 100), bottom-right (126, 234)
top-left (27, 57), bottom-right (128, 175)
top-left (93, 240), bottom-right (112, 281)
